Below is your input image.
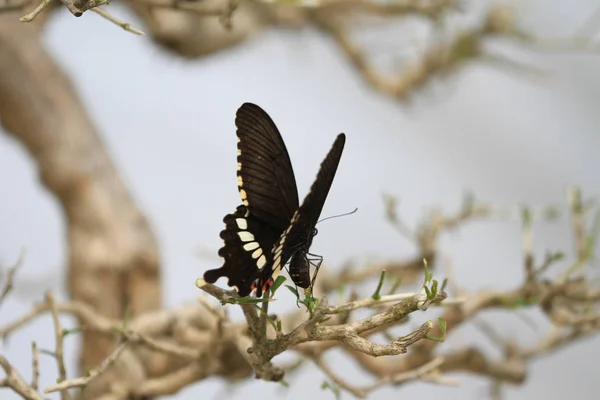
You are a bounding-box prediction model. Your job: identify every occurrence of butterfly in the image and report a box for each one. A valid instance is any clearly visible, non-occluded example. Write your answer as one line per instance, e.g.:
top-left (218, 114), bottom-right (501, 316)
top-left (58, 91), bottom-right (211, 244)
top-left (203, 103), bottom-right (345, 297)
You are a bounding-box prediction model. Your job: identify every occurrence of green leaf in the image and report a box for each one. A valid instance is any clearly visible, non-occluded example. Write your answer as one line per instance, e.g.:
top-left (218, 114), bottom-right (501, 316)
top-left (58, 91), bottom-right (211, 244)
top-left (426, 318), bottom-right (447, 343)
top-left (521, 206), bottom-right (532, 230)
top-left (270, 276), bottom-right (287, 295)
top-left (122, 303), bottom-right (131, 330)
top-left (423, 259), bottom-right (433, 284)
top-left (438, 317), bottom-right (447, 335)
top-left (62, 327), bottom-right (82, 336)
top-left (226, 296), bottom-right (271, 305)
top-left (254, 305), bottom-right (277, 331)
top-left (279, 379), bottom-right (290, 388)
top-left (285, 285), bottom-right (300, 298)
top-left (320, 380), bottom-right (341, 400)
top-left (303, 290), bottom-right (318, 314)
top-left (371, 269), bottom-right (386, 300)
top-left (387, 276), bottom-right (403, 295)
top-left (423, 284), bottom-right (432, 299)
top-left (429, 279), bottom-right (438, 299)
top-left (441, 278), bottom-right (448, 292)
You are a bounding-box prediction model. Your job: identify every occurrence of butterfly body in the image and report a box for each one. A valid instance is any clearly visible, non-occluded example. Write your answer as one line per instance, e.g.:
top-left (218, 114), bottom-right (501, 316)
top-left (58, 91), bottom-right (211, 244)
top-left (203, 103), bottom-right (345, 297)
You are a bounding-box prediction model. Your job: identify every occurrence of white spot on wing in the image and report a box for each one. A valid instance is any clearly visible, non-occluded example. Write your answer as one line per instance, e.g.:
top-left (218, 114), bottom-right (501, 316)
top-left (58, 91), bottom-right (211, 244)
top-left (252, 248), bottom-right (263, 259)
top-left (257, 255), bottom-right (266, 269)
top-left (237, 176), bottom-right (243, 187)
top-left (238, 231), bottom-right (255, 242)
top-left (243, 242), bottom-right (259, 251)
top-left (236, 218), bottom-right (248, 230)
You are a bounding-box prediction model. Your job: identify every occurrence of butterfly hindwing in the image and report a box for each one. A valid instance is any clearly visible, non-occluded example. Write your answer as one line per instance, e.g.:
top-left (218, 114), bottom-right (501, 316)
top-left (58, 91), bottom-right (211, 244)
top-left (235, 103), bottom-right (299, 231)
top-left (204, 205), bottom-right (281, 297)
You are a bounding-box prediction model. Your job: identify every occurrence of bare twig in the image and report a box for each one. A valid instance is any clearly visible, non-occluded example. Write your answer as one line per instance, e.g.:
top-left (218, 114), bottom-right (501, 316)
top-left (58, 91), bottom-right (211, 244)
top-left (31, 342), bottom-right (40, 391)
top-left (0, 356), bottom-right (45, 400)
top-left (0, 249), bottom-right (26, 310)
top-left (18, 0), bottom-right (52, 22)
top-left (91, 7), bottom-right (145, 35)
top-left (45, 292), bottom-right (71, 400)
top-left (44, 342), bottom-right (128, 394)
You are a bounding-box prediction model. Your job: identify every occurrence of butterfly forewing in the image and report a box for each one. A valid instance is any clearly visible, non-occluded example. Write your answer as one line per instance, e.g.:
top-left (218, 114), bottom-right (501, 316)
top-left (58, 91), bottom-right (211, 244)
top-left (235, 103), bottom-right (299, 230)
top-left (273, 133), bottom-right (346, 290)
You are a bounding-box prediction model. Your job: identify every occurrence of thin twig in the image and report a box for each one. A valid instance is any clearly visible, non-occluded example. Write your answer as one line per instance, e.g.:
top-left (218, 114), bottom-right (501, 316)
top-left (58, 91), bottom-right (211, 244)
top-left (328, 291), bottom-right (461, 314)
top-left (45, 292), bottom-right (71, 400)
top-left (91, 7), bottom-right (145, 36)
top-left (31, 342), bottom-right (40, 391)
top-left (19, 0), bottom-right (52, 22)
top-left (0, 249), bottom-right (26, 310)
top-left (0, 356), bottom-right (45, 400)
top-left (44, 342), bottom-right (127, 394)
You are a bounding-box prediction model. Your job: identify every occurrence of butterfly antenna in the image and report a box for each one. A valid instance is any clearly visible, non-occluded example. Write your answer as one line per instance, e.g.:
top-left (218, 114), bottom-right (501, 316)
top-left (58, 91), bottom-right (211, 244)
top-left (317, 207), bottom-right (358, 225)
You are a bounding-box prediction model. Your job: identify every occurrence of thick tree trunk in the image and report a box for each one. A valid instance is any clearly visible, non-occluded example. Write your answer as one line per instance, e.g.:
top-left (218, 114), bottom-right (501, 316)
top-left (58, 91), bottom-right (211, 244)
top-left (0, 13), bottom-right (161, 398)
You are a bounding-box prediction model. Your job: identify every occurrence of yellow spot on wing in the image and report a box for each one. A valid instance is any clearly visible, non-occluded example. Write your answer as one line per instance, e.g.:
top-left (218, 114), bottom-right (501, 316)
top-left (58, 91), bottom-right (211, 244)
top-left (257, 255), bottom-right (266, 269)
top-left (252, 248), bottom-right (263, 259)
top-left (238, 231), bottom-right (255, 242)
top-left (243, 242), bottom-right (259, 251)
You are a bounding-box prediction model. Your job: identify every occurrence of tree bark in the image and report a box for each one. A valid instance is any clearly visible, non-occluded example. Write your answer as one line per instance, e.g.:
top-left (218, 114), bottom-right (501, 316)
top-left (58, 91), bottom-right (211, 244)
top-left (0, 12), bottom-right (161, 398)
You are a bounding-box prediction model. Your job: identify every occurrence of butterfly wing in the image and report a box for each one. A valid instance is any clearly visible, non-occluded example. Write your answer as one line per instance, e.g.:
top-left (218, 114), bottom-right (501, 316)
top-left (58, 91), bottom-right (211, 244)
top-left (235, 103), bottom-right (300, 230)
top-left (204, 103), bottom-right (301, 297)
top-left (273, 133), bottom-right (346, 289)
top-left (204, 205), bottom-right (281, 297)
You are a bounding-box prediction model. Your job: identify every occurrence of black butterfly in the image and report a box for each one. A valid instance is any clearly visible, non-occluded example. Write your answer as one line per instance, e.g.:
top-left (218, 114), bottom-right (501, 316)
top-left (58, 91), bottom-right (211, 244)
top-left (203, 103), bottom-right (345, 298)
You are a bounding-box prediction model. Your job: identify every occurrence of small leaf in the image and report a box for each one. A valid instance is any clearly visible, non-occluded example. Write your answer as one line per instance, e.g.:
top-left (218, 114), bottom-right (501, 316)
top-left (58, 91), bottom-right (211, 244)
top-left (426, 318), bottom-right (447, 343)
top-left (226, 297), bottom-right (270, 305)
top-left (423, 259), bottom-right (433, 284)
top-left (521, 206), bottom-right (532, 230)
top-left (438, 317), bottom-right (447, 335)
top-left (441, 278), bottom-right (448, 291)
top-left (430, 279), bottom-right (438, 298)
top-left (270, 276), bottom-right (287, 295)
top-left (62, 327), bottom-right (82, 336)
top-left (279, 379), bottom-right (290, 388)
top-left (387, 276), bottom-right (403, 295)
top-left (423, 284), bottom-right (432, 299)
top-left (122, 303), bottom-right (131, 330)
top-left (285, 285), bottom-right (299, 298)
top-left (371, 269), bottom-right (386, 300)
top-left (336, 284), bottom-right (347, 298)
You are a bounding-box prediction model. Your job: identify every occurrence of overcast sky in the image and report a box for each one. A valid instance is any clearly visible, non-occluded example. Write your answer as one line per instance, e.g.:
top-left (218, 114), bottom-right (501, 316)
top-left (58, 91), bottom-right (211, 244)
top-left (1, 1), bottom-right (599, 399)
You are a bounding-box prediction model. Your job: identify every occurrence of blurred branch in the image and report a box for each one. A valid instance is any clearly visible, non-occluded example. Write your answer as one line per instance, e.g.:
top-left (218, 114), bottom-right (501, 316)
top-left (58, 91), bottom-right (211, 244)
top-left (0, 15), bottom-right (161, 398)
top-left (1, 190), bottom-right (599, 398)
top-left (0, 249), bottom-right (26, 310)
